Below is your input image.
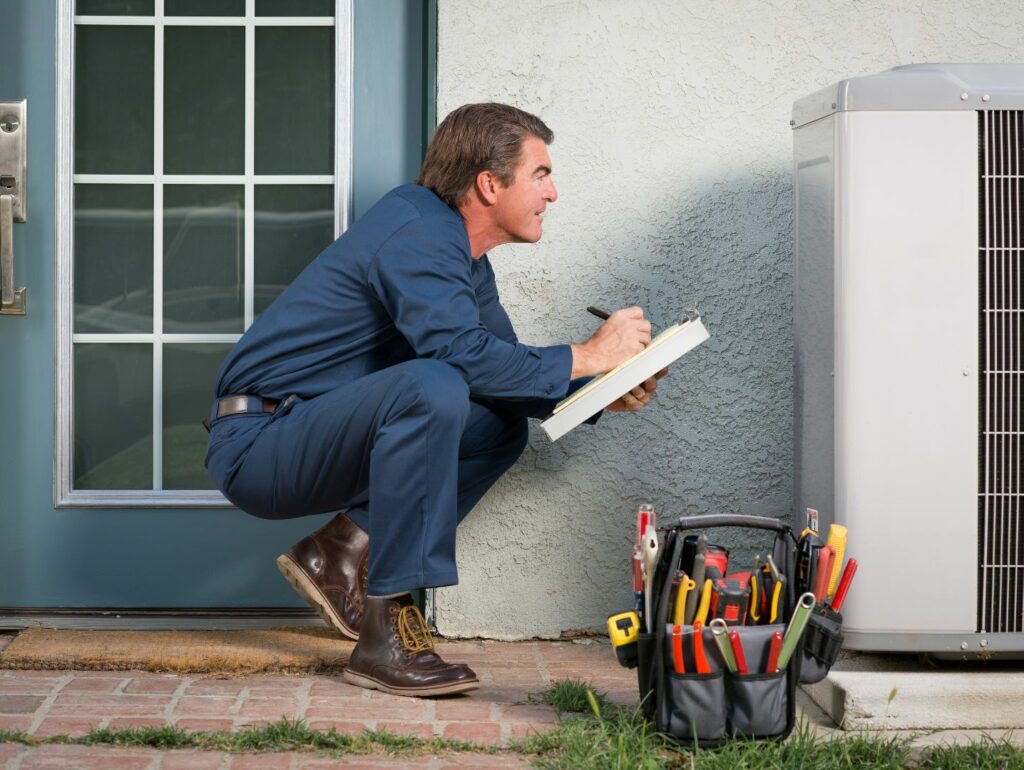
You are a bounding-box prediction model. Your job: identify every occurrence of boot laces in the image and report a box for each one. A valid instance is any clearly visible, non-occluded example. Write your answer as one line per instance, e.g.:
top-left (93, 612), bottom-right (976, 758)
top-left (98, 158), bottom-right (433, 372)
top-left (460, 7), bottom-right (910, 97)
top-left (396, 605), bottom-right (434, 654)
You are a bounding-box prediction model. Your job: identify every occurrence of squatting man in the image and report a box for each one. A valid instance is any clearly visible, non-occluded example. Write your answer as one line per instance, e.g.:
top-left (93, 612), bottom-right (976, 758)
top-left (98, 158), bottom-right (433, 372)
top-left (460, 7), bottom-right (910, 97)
top-left (206, 103), bottom-right (667, 697)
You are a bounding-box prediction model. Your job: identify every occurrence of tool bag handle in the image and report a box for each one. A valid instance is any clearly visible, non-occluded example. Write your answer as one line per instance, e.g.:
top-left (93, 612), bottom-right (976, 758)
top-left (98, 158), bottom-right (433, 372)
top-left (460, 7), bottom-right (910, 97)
top-left (671, 513), bottom-right (792, 534)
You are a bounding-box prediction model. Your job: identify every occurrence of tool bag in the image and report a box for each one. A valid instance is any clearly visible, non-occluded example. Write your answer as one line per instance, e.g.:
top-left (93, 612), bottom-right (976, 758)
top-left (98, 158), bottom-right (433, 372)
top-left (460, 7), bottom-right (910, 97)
top-left (632, 514), bottom-right (803, 747)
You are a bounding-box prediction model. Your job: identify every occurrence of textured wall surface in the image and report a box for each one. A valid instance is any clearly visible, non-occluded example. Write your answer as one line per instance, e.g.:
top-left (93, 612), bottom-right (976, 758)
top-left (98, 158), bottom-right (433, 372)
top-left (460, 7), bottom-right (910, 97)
top-left (433, 0), bottom-right (1023, 639)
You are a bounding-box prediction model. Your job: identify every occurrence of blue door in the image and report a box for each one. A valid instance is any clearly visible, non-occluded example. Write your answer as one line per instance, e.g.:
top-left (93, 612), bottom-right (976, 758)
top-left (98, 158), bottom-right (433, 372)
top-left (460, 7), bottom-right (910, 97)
top-left (0, 0), bottom-right (433, 626)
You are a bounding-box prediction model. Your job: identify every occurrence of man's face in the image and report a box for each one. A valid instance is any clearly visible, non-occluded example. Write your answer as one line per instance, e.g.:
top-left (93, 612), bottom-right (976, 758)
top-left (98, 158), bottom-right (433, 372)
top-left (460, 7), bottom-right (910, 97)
top-left (492, 136), bottom-right (558, 244)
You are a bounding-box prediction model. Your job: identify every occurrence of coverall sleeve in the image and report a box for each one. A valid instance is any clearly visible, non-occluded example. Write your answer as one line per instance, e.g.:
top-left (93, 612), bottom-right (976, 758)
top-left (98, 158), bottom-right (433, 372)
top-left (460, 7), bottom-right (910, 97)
top-left (472, 256), bottom-right (601, 423)
top-left (368, 216), bottom-right (572, 400)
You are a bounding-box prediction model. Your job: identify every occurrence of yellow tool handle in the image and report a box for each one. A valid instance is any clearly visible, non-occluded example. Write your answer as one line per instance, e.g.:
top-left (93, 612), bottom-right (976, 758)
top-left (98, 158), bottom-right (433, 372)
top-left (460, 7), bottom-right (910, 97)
top-left (673, 577), bottom-right (695, 626)
top-left (769, 581), bottom-right (782, 624)
top-left (825, 524), bottom-right (847, 597)
top-left (695, 579), bottom-right (713, 624)
top-left (749, 573), bottom-right (760, 622)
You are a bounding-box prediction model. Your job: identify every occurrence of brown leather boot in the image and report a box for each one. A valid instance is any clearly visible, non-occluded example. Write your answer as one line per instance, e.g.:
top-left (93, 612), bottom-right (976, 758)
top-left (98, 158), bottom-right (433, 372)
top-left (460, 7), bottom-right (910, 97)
top-left (343, 594), bottom-right (479, 697)
top-left (276, 512), bottom-right (368, 640)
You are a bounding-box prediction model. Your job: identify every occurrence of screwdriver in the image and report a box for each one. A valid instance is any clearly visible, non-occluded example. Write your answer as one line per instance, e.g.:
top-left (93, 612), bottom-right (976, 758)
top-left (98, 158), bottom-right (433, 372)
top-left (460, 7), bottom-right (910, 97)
top-left (831, 558), bottom-right (859, 612)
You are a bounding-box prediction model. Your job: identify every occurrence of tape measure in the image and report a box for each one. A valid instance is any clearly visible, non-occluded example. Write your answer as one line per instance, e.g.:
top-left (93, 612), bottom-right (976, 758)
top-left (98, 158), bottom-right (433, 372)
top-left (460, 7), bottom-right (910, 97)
top-left (607, 611), bottom-right (641, 668)
top-left (607, 611), bottom-right (640, 647)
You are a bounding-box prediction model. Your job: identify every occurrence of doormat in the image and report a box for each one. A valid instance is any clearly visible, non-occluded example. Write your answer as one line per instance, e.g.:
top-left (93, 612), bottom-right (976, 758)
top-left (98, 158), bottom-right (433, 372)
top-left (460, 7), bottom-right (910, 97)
top-left (0, 627), bottom-right (354, 674)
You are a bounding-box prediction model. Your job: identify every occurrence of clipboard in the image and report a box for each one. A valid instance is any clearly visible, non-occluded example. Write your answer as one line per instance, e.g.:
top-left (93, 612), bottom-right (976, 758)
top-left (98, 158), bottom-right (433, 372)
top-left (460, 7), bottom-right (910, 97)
top-left (539, 310), bottom-right (710, 441)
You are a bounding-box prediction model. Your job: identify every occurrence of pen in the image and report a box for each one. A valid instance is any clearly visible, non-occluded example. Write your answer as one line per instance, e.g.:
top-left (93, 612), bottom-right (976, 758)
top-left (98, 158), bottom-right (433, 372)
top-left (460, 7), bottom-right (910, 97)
top-left (586, 305), bottom-right (611, 320)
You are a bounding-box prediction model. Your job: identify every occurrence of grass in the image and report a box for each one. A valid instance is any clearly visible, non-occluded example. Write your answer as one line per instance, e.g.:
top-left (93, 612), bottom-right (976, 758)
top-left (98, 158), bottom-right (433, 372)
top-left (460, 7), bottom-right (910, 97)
top-left (2, 681), bottom-right (1023, 768)
top-left (527, 677), bottom-right (615, 715)
top-left (1, 719), bottom-right (491, 758)
top-left (921, 734), bottom-right (1024, 770)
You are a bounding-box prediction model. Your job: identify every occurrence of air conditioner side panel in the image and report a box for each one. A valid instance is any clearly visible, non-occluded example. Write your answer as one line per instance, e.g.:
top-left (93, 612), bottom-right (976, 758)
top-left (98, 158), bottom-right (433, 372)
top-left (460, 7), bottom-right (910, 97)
top-left (793, 115), bottom-right (836, 536)
top-left (835, 110), bottom-right (978, 638)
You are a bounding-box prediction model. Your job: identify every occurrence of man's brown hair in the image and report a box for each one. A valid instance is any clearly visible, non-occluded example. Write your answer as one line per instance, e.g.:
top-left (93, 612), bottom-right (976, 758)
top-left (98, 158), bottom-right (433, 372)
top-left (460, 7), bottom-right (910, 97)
top-left (416, 103), bottom-right (554, 208)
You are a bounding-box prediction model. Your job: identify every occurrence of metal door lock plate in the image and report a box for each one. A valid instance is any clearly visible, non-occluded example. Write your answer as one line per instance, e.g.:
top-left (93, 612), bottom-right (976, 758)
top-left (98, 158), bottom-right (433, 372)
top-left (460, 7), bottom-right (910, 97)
top-left (0, 99), bottom-right (27, 316)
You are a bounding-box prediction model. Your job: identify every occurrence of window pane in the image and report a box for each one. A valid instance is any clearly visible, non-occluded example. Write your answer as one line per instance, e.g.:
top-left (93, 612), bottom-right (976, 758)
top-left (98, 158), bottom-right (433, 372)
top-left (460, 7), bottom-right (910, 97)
top-left (74, 344), bottom-right (153, 489)
top-left (256, 0), bottom-right (334, 16)
top-left (255, 27), bottom-right (334, 174)
top-left (254, 185), bottom-right (334, 316)
top-left (164, 343), bottom-right (233, 490)
top-left (77, 0), bottom-right (154, 14)
top-left (165, 0), bottom-right (244, 15)
top-left (75, 25), bottom-right (154, 174)
top-left (163, 185), bottom-right (244, 333)
top-left (164, 26), bottom-right (245, 174)
top-left (74, 184), bottom-right (154, 333)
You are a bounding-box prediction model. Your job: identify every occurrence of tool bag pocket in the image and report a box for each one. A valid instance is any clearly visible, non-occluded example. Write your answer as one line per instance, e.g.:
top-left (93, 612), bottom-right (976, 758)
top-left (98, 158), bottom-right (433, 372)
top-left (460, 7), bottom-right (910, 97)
top-left (725, 670), bottom-right (789, 737)
top-left (664, 671), bottom-right (727, 742)
top-left (798, 605), bottom-right (844, 684)
top-left (635, 632), bottom-right (659, 719)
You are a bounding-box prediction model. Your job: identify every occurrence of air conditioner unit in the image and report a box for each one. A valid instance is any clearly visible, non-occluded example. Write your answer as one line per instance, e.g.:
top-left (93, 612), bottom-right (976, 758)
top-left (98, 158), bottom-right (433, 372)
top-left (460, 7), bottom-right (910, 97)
top-left (793, 64), bottom-right (1023, 655)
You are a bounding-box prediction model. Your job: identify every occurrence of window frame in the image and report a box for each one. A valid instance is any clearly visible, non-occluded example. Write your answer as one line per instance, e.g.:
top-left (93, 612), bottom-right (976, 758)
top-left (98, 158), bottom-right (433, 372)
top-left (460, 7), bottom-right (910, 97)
top-left (54, 0), bottom-right (353, 507)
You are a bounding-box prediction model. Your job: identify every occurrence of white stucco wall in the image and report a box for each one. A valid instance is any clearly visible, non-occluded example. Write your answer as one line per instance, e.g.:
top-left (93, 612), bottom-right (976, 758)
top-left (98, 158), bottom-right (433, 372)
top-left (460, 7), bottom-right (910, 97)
top-left (433, 0), bottom-right (1022, 639)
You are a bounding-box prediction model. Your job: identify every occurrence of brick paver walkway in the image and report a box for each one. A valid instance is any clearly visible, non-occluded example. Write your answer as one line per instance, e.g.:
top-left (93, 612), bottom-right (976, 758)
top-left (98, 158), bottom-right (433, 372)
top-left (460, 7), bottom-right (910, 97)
top-left (0, 638), bottom-right (636, 769)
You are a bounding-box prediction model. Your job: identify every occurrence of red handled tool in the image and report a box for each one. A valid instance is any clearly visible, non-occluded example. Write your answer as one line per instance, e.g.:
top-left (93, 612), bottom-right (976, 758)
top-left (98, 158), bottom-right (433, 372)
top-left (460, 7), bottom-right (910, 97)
top-left (766, 630), bottom-right (783, 673)
top-left (636, 503), bottom-right (655, 545)
top-left (713, 577), bottom-right (749, 625)
top-left (831, 558), bottom-right (858, 612)
top-left (813, 546), bottom-right (835, 602)
top-left (672, 624), bottom-right (685, 673)
top-left (728, 630), bottom-right (748, 675)
top-left (631, 545), bottom-right (643, 616)
top-left (704, 544), bottom-right (729, 577)
top-left (692, 620), bottom-right (710, 673)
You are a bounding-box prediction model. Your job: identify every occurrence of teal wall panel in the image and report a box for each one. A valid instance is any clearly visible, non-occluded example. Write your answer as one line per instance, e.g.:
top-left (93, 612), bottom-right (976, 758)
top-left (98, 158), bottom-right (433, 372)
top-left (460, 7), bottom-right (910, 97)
top-left (352, 0), bottom-right (428, 220)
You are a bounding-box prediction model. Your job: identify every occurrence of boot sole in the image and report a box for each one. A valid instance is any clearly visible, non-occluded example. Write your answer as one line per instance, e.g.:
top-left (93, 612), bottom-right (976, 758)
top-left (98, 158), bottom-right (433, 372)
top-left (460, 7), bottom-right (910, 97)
top-left (342, 668), bottom-right (480, 697)
top-left (276, 553), bottom-right (360, 641)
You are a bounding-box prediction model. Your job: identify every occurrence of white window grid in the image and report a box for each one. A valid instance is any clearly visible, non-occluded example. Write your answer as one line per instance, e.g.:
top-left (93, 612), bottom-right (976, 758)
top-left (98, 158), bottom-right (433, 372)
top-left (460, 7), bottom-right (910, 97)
top-left (55, 0), bottom-right (353, 507)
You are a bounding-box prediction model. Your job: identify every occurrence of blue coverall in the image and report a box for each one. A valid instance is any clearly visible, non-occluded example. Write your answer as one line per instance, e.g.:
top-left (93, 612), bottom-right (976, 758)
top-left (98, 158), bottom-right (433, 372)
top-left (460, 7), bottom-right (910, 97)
top-left (206, 184), bottom-right (585, 595)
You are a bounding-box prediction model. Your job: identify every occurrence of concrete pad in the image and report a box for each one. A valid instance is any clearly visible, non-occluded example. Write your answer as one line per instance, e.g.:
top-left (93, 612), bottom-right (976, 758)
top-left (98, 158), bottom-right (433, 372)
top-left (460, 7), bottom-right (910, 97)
top-left (802, 651), bottom-right (1024, 730)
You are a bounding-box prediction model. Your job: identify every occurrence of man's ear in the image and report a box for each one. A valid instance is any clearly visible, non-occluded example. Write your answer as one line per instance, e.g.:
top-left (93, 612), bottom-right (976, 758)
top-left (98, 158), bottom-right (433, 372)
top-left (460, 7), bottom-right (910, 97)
top-left (475, 170), bottom-right (499, 205)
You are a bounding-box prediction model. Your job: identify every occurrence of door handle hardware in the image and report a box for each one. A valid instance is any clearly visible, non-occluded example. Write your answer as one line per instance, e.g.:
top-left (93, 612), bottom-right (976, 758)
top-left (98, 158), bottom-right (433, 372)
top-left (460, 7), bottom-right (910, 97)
top-left (0, 99), bottom-right (27, 316)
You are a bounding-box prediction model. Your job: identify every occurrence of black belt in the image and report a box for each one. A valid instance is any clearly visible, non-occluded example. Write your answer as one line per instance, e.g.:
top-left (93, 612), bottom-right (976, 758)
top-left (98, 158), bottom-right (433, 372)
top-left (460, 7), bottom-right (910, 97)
top-left (202, 395), bottom-right (281, 432)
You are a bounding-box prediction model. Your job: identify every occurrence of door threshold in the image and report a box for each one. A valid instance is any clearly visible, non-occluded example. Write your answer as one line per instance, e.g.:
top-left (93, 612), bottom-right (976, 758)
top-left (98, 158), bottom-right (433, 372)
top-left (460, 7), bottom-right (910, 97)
top-left (0, 607), bottom-right (324, 631)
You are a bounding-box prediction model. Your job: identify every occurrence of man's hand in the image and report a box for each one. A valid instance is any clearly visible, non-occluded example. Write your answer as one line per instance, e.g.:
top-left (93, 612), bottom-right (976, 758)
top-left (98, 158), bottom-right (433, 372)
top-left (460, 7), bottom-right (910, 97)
top-left (570, 306), bottom-right (651, 379)
top-left (605, 368), bottom-right (669, 412)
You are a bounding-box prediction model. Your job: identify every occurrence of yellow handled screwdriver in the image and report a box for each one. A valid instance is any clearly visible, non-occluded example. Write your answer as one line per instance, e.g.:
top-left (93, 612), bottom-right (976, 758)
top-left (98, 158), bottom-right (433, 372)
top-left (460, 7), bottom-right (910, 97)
top-left (825, 524), bottom-right (847, 597)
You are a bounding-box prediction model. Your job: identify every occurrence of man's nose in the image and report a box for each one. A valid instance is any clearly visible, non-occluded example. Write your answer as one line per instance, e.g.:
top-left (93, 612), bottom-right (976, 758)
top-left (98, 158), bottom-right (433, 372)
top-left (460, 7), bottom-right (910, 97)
top-left (545, 177), bottom-right (558, 202)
